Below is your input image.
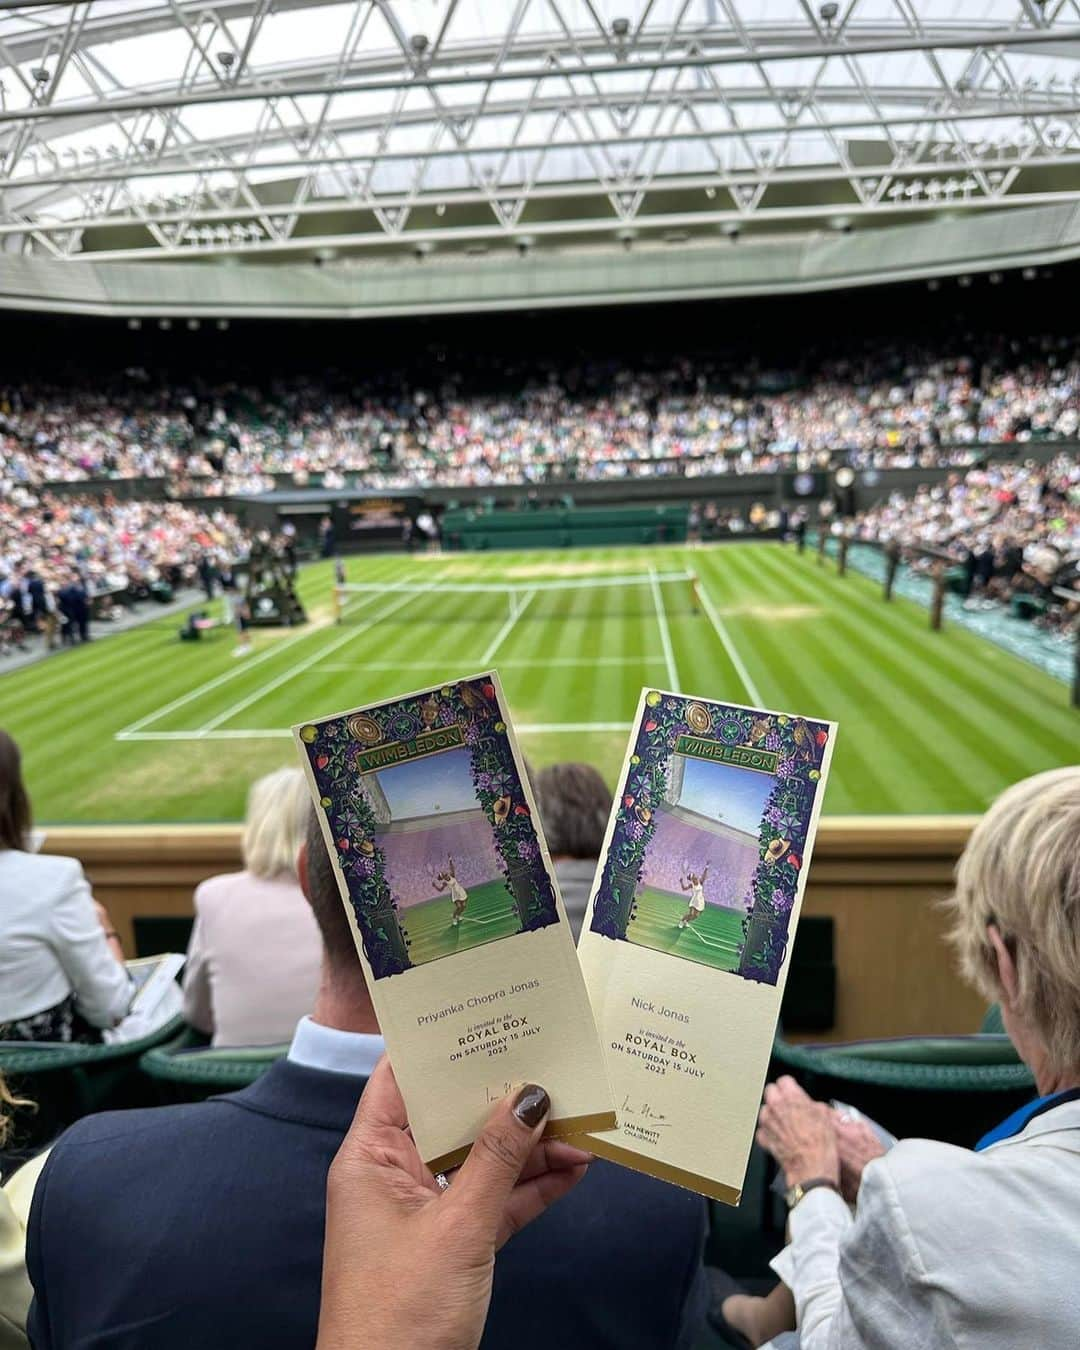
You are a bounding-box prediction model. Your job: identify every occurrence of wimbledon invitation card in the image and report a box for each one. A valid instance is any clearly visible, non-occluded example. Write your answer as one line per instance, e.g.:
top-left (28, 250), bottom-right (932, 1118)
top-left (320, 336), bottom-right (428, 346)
top-left (294, 671), bottom-right (616, 1170)
top-left (576, 689), bottom-right (836, 1203)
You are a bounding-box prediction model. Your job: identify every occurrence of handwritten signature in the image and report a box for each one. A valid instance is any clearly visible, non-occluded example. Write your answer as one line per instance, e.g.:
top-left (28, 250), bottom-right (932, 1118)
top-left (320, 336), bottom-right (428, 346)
top-left (619, 1095), bottom-right (671, 1126)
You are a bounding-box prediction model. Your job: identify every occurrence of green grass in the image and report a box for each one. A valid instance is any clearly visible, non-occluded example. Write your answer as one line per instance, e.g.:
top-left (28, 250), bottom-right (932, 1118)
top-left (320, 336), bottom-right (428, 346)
top-left (399, 879), bottom-right (521, 967)
top-left (2, 541), bottom-right (1077, 823)
top-left (628, 888), bottom-right (745, 973)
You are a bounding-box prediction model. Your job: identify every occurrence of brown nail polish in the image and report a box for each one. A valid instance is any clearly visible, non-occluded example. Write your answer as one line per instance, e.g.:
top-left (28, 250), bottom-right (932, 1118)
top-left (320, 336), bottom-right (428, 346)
top-left (513, 1084), bottom-right (549, 1128)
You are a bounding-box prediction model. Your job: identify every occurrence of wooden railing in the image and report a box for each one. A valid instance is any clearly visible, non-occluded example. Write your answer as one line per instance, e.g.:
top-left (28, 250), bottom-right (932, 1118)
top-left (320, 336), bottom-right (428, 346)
top-left (42, 816), bottom-right (985, 1044)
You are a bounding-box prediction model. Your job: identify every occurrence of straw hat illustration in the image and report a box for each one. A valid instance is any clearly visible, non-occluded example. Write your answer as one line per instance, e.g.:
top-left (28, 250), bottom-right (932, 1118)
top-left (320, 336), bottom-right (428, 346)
top-left (764, 837), bottom-right (791, 864)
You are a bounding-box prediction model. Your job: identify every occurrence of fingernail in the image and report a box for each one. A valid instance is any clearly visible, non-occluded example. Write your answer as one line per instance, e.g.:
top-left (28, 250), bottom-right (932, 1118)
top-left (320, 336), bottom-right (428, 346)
top-left (512, 1083), bottom-right (550, 1128)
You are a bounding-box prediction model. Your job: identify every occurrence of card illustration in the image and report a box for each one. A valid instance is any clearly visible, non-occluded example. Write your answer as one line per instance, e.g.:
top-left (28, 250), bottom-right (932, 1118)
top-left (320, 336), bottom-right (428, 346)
top-left (298, 676), bottom-right (560, 979)
top-left (589, 692), bottom-right (830, 984)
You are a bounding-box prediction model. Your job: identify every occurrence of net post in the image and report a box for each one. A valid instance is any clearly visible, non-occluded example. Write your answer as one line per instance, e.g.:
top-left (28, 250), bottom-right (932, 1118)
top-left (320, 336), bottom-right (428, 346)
top-left (690, 572), bottom-right (701, 615)
top-left (930, 560), bottom-right (946, 632)
top-left (1072, 625), bottom-right (1080, 710)
top-left (333, 584), bottom-right (342, 625)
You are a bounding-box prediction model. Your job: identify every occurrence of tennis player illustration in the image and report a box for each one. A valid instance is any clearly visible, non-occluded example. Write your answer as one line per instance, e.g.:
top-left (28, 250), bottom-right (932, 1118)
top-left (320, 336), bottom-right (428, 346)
top-left (434, 855), bottom-right (470, 926)
top-left (677, 864), bottom-right (710, 930)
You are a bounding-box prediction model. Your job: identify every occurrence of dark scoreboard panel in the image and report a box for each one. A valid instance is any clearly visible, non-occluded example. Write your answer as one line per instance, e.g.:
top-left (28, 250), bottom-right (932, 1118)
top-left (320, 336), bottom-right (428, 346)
top-left (781, 470), bottom-right (829, 500)
top-left (332, 495), bottom-right (422, 547)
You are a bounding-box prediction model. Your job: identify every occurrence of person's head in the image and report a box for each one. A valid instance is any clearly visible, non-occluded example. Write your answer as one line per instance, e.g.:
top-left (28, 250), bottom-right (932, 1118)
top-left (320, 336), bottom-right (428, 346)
top-left (533, 762), bottom-right (611, 860)
top-left (298, 806), bottom-right (361, 980)
top-left (0, 729), bottom-right (31, 852)
top-left (242, 767), bottom-right (310, 881)
top-left (947, 766), bottom-right (1080, 1090)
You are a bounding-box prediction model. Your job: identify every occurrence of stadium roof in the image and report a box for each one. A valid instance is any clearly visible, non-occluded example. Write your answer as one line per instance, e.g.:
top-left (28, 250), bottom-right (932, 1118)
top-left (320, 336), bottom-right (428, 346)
top-left (1, 1), bottom-right (1080, 314)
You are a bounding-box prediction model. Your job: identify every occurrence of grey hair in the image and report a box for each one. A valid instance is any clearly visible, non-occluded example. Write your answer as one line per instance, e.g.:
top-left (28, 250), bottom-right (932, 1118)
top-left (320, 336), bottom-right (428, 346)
top-left (945, 767), bottom-right (1080, 1078)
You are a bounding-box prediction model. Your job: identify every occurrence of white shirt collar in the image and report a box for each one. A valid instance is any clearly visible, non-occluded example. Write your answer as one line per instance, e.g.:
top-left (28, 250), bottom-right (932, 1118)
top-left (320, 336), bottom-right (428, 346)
top-left (287, 1015), bottom-right (385, 1079)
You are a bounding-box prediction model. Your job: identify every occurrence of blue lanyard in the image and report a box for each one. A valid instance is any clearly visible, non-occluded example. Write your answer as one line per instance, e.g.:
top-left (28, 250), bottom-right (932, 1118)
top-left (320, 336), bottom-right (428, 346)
top-left (975, 1088), bottom-right (1080, 1151)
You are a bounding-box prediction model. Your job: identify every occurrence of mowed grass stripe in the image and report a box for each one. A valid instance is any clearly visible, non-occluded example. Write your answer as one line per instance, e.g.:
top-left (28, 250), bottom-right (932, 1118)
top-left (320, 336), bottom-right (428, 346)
top-left (721, 543), bottom-right (970, 811)
top-left (2, 556), bottom-right (387, 732)
top-left (748, 548), bottom-right (1026, 809)
top-left (192, 562), bottom-right (465, 728)
top-left (711, 549), bottom-right (909, 812)
top-left (782, 549), bottom-right (1078, 759)
top-left (3, 540), bottom-right (1076, 823)
top-left (790, 547), bottom-right (1073, 718)
top-left (684, 547), bottom-right (768, 706)
top-left (769, 551), bottom-right (1073, 786)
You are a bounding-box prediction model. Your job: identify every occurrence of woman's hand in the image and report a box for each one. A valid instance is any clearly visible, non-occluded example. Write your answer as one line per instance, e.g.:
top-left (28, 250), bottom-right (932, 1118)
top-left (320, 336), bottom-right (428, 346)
top-left (317, 1056), bottom-right (592, 1350)
top-left (834, 1114), bottom-right (887, 1203)
top-left (756, 1075), bottom-right (840, 1189)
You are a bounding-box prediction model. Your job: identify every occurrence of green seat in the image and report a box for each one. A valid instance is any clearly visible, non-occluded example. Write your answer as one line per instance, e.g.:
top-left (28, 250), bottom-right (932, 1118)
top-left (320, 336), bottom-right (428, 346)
top-left (0, 1015), bottom-right (185, 1152)
top-left (980, 1004), bottom-right (1006, 1035)
top-left (771, 1031), bottom-right (1034, 1147)
top-left (140, 1024), bottom-right (288, 1102)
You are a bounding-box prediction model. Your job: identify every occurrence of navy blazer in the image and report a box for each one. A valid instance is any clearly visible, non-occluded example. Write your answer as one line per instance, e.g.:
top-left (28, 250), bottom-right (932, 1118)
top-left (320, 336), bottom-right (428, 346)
top-left (27, 1059), bottom-right (708, 1349)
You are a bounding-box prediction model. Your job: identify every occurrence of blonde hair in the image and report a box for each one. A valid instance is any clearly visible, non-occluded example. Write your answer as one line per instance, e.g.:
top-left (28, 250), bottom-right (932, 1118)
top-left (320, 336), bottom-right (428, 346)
top-left (946, 766), bottom-right (1080, 1077)
top-left (0, 1073), bottom-right (31, 1147)
top-left (242, 767), bottom-right (311, 881)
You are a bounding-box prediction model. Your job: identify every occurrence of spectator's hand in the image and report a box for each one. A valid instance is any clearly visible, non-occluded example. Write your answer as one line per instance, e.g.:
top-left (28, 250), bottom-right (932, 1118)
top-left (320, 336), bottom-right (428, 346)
top-left (834, 1114), bottom-right (887, 1203)
top-left (756, 1076), bottom-right (839, 1189)
top-left (316, 1056), bottom-right (591, 1350)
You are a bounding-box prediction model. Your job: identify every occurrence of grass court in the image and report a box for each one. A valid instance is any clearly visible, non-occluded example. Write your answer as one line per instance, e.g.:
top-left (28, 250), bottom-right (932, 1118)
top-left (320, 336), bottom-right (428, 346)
top-left (399, 879), bottom-right (521, 967)
top-left (1, 541), bottom-right (1076, 824)
top-left (627, 888), bottom-right (746, 973)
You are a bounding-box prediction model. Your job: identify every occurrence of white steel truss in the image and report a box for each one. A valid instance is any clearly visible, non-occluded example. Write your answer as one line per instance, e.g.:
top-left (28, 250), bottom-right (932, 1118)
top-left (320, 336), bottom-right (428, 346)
top-left (0, 0), bottom-right (1079, 262)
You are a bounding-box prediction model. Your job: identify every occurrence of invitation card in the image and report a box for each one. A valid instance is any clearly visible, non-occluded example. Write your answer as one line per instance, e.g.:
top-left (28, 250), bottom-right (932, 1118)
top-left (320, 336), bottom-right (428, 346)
top-left (295, 671), bottom-right (616, 1170)
top-left (576, 689), bottom-right (836, 1202)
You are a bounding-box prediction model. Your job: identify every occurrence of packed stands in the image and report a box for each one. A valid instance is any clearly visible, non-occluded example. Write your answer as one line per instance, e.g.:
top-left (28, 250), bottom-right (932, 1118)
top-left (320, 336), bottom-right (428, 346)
top-left (0, 495), bottom-right (248, 654)
top-left (3, 337), bottom-right (1080, 495)
top-left (855, 454), bottom-right (1080, 632)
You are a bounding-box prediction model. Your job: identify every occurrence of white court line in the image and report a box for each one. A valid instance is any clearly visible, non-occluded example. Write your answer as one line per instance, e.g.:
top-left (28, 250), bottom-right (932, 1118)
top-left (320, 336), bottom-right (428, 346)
top-left (479, 588), bottom-right (536, 665)
top-left (648, 564), bottom-right (681, 693)
top-left (116, 729), bottom-right (291, 741)
top-left (198, 577), bottom-right (444, 733)
top-left (116, 720), bottom-right (633, 743)
top-left (457, 909), bottom-right (518, 927)
top-left (115, 588), bottom-right (385, 738)
top-left (308, 656), bottom-right (662, 672)
top-left (685, 927), bottom-right (742, 952)
top-left (693, 575), bottom-right (763, 705)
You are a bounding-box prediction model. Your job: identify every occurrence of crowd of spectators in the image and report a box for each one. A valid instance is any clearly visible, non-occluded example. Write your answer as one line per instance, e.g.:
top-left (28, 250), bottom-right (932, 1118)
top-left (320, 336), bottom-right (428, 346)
top-left (0, 492), bottom-right (248, 656)
top-left (854, 454), bottom-right (1080, 632)
top-left (3, 337), bottom-right (1080, 494)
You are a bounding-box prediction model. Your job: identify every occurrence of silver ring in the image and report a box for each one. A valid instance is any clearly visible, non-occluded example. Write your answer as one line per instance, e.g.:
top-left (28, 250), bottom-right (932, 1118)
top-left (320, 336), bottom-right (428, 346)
top-left (435, 1172), bottom-right (450, 1192)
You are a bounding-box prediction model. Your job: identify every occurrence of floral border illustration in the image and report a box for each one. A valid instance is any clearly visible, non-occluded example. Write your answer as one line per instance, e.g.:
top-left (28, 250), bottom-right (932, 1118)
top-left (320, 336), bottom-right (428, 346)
top-left (298, 677), bottom-right (559, 980)
top-left (588, 692), bottom-right (829, 985)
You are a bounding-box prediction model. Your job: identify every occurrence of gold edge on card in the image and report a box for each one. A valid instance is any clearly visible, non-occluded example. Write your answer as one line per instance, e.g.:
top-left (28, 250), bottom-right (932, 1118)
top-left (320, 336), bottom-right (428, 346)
top-left (426, 1111), bottom-right (618, 1175)
top-left (571, 1134), bottom-right (743, 1206)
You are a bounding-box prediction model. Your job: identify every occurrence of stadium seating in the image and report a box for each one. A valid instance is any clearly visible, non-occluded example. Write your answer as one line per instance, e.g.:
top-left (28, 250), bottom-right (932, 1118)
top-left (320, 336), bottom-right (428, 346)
top-left (770, 1030), bottom-right (1034, 1148)
top-left (139, 1024), bottom-right (288, 1104)
top-left (0, 1015), bottom-right (185, 1153)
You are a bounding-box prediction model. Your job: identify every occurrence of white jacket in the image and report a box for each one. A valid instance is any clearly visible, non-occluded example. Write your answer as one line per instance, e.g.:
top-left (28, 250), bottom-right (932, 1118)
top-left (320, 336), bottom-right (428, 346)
top-left (0, 850), bottom-right (131, 1030)
top-left (773, 1096), bottom-right (1080, 1349)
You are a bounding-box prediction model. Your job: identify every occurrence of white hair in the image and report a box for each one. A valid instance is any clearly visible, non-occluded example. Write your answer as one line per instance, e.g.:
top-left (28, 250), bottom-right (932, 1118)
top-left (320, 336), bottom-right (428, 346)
top-left (242, 767), bottom-right (311, 881)
top-left (946, 766), bottom-right (1080, 1077)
